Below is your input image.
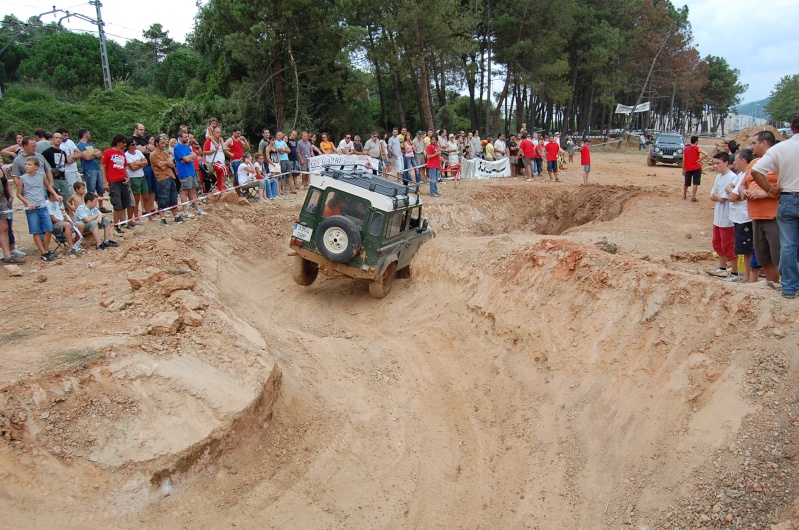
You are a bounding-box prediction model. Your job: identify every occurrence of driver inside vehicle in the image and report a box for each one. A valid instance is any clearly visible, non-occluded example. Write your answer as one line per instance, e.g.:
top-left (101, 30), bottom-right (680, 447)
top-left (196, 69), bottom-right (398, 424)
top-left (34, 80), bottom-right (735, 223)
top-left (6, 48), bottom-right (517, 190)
top-left (323, 192), bottom-right (366, 226)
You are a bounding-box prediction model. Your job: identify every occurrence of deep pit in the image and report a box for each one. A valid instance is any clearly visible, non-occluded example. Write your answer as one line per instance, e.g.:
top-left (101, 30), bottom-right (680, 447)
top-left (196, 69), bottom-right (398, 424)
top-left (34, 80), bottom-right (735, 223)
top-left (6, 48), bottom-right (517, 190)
top-left (2, 157), bottom-right (798, 529)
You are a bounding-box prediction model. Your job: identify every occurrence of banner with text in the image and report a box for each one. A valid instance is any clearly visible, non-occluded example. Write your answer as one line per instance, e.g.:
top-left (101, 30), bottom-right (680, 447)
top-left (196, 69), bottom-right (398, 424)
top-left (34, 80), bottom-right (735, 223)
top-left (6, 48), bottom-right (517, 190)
top-left (309, 154), bottom-right (381, 178)
top-left (460, 157), bottom-right (511, 179)
top-left (614, 102), bottom-right (651, 114)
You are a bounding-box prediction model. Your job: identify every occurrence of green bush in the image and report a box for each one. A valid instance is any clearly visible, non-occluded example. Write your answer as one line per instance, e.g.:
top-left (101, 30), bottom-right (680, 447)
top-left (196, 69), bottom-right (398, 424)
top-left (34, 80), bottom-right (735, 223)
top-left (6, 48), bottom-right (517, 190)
top-left (0, 84), bottom-right (172, 148)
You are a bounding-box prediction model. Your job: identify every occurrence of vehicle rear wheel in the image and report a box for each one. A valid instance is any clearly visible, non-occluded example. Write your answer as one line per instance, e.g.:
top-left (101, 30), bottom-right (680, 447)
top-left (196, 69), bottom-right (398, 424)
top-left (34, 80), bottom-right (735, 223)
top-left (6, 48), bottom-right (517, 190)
top-left (646, 156), bottom-right (656, 167)
top-left (315, 216), bottom-right (362, 263)
top-left (292, 255), bottom-right (318, 286)
top-left (396, 265), bottom-right (411, 279)
top-left (369, 262), bottom-right (397, 299)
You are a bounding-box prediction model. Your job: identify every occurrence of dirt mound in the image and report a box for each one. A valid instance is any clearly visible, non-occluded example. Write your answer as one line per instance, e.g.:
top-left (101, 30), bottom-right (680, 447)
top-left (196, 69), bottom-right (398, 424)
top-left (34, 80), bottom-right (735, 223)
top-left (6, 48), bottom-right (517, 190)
top-left (711, 125), bottom-right (788, 156)
top-left (2, 158), bottom-right (799, 529)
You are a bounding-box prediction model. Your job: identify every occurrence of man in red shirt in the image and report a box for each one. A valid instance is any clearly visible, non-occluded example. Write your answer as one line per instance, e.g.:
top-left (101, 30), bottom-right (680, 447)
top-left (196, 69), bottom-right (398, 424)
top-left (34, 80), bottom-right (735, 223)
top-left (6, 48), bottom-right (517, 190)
top-left (101, 134), bottom-right (134, 229)
top-left (544, 134), bottom-right (566, 181)
top-left (225, 127), bottom-right (250, 178)
top-left (580, 138), bottom-right (591, 185)
top-left (518, 133), bottom-right (535, 181)
top-left (682, 135), bottom-right (708, 202)
top-left (426, 136), bottom-right (441, 197)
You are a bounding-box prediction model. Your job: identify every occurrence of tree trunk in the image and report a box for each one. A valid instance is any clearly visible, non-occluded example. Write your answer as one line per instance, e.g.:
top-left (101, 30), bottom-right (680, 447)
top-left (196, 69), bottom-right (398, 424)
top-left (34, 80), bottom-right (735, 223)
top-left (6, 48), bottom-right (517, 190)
top-left (275, 52), bottom-right (285, 130)
top-left (367, 27), bottom-right (388, 130)
top-left (409, 65), bottom-right (425, 130)
top-left (414, 26), bottom-right (434, 130)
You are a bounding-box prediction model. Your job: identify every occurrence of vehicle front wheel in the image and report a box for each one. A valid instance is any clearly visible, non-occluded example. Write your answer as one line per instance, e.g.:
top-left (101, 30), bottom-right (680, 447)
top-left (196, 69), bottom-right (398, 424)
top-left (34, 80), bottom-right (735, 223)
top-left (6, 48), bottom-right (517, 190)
top-left (396, 265), bottom-right (411, 279)
top-left (292, 255), bottom-right (319, 286)
top-left (369, 262), bottom-right (397, 299)
top-left (646, 156), bottom-right (656, 167)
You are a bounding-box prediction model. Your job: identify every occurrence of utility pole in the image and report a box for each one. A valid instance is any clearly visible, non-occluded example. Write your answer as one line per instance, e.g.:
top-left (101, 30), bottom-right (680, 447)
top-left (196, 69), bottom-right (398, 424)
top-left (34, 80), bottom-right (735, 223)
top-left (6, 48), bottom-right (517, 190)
top-left (38, 2), bottom-right (113, 89)
top-left (91, 1), bottom-right (112, 89)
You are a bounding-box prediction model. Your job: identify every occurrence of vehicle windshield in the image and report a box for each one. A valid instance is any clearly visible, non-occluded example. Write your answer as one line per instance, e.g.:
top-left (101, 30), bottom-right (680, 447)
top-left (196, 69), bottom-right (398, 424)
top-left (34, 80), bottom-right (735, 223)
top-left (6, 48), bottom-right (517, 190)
top-left (656, 135), bottom-right (683, 145)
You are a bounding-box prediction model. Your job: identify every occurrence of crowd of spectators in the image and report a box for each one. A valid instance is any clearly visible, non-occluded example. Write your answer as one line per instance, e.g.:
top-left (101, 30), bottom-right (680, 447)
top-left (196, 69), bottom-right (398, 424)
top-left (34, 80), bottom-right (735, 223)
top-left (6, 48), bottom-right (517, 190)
top-left (703, 112), bottom-right (799, 300)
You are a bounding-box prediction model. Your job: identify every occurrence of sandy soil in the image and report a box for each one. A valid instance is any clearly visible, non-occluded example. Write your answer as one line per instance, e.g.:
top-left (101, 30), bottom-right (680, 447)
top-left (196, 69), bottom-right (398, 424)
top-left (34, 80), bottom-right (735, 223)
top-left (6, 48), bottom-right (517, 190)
top-left (2, 145), bottom-right (798, 529)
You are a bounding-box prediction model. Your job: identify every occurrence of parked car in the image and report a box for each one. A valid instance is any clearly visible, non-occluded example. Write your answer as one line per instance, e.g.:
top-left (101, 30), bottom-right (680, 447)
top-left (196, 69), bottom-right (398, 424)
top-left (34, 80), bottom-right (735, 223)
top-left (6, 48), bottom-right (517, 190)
top-left (289, 165), bottom-right (435, 298)
top-left (647, 133), bottom-right (685, 166)
top-left (778, 128), bottom-right (794, 138)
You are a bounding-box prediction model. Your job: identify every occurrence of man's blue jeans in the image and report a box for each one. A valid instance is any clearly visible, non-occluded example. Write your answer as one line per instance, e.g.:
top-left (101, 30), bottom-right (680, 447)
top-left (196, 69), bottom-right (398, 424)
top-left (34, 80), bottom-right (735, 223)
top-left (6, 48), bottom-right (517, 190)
top-left (777, 193), bottom-right (799, 295)
top-left (428, 168), bottom-right (439, 195)
top-left (84, 169), bottom-right (103, 195)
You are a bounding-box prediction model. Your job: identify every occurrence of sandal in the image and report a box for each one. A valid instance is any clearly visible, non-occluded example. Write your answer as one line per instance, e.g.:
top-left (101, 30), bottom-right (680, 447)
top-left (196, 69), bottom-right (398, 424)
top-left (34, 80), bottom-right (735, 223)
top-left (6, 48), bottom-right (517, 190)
top-left (1, 256), bottom-right (25, 265)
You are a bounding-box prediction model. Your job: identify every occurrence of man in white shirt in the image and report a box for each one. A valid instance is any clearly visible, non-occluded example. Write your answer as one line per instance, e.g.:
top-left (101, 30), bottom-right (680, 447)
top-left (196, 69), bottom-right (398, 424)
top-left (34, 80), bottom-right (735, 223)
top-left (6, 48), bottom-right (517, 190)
top-left (338, 134), bottom-right (355, 154)
top-left (707, 152), bottom-right (740, 278)
top-left (471, 130), bottom-right (482, 159)
top-left (55, 127), bottom-right (83, 191)
top-left (388, 128), bottom-right (402, 176)
top-left (493, 133), bottom-right (507, 160)
top-left (751, 111), bottom-right (799, 298)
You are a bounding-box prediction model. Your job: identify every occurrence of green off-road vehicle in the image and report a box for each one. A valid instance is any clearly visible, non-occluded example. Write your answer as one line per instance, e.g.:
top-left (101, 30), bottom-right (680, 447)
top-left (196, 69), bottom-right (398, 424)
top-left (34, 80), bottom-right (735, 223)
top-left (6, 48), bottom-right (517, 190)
top-left (289, 165), bottom-right (435, 298)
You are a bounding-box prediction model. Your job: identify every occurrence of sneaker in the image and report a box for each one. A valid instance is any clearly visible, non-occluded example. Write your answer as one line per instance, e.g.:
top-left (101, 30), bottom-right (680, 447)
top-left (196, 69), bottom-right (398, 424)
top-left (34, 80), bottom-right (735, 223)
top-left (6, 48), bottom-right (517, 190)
top-left (782, 292), bottom-right (797, 299)
top-left (69, 247), bottom-right (86, 255)
top-left (41, 252), bottom-right (56, 262)
top-left (195, 208), bottom-right (207, 216)
top-left (161, 218), bottom-right (168, 226)
top-left (114, 227), bottom-right (125, 237)
top-left (96, 242), bottom-right (108, 250)
top-left (707, 268), bottom-right (729, 277)
top-left (691, 197), bottom-right (698, 202)
top-left (103, 240), bottom-right (119, 248)
top-left (183, 211), bottom-right (195, 219)
top-left (174, 216), bottom-right (184, 223)
top-left (10, 249), bottom-right (27, 257)
top-left (1, 256), bottom-right (24, 265)
top-left (724, 273), bottom-right (741, 282)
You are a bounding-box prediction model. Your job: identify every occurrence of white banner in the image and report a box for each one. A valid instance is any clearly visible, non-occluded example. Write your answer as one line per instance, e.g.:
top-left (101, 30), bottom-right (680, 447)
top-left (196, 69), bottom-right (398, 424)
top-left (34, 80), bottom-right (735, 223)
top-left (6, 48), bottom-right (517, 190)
top-left (460, 157), bottom-right (511, 179)
top-left (615, 102), bottom-right (651, 114)
top-left (309, 154), bottom-right (381, 178)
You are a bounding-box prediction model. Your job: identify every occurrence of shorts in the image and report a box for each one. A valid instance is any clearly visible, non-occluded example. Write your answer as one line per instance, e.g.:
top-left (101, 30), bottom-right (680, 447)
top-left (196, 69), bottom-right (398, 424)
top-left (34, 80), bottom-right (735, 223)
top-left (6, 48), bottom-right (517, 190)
top-left (523, 158), bottom-right (533, 167)
top-left (684, 169), bottom-right (702, 186)
top-left (25, 207), bottom-right (53, 235)
top-left (83, 216), bottom-right (111, 233)
top-left (157, 178), bottom-right (178, 209)
top-left (712, 225), bottom-right (736, 260)
top-left (547, 160), bottom-right (558, 172)
top-left (143, 166), bottom-right (158, 196)
top-left (130, 176), bottom-right (149, 195)
top-left (179, 175), bottom-right (200, 191)
top-left (0, 194), bottom-right (9, 220)
top-left (583, 165), bottom-right (591, 172)
top-left (52, 220), bottom-right (66, 234)
top-left (280, 160), bottom-right (292, 177)
top-left (753, 219), bottom-right (780, 266)
top-left (733, 222), bottom-right (753, 255)
top-left (415, 153), bottom-right (425, 168)
top-left (109, 181), bottom-right (133, 211)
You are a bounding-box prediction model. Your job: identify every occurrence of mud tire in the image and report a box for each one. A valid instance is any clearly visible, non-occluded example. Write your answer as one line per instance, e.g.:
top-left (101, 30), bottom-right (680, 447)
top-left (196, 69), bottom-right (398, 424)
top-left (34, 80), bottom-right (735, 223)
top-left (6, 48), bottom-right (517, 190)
top-left (316, 216), bottom-right (362, 264)
top-left (369, 262), bottom-right (397, 299)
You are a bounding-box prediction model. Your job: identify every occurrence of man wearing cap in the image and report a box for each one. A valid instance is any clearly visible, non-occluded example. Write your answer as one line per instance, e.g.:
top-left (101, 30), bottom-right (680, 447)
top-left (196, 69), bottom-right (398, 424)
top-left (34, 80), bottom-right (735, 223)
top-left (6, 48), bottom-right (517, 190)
top-left (388, 128), bottom-right (402, 178)
top-left (412, 131), bottom-right (426, 182)
top-left (446, 134), bottom-right (459, 166)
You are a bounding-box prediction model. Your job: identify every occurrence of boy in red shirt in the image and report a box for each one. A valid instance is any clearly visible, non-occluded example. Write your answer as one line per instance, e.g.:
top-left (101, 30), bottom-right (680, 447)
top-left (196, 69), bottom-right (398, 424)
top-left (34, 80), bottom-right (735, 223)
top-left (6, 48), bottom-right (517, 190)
top-left (682, 135), bottom-right (708, 202)
top-left (518, 133), bottom-right (535, 181)
top-left (101, 134), bottom-right (134, 230)
top-left (544, 134), bottom-right (566, 181)
top-left (580, 138), bottom-right (591, 185)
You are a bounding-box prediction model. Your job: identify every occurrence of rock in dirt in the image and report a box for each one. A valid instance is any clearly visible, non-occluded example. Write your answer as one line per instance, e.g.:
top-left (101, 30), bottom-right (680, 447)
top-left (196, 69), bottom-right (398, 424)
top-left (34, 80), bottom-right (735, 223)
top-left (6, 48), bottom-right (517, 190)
top-left (99, 299), bottom-right (115, 308)
top-left (181, 309), bottom-right (204, 327)
top-left (169, 290), bottom-right (207, 312)
top-left (220, 191), bottom-right (240, 203)
top-left (128, 266), bottom-right (165, 290)
top-left (35, 274), bottom-right (48, 283)
top-left (149, 311), bottom-right (181, 335)
top-left (595, 241), bottom-right (618, 254)
top-left (108, 294), bottom-right (133, 312)
top-left (159, 274), bottom-right (196, 295)
top-left (4, 264), bottom-right (23, 277)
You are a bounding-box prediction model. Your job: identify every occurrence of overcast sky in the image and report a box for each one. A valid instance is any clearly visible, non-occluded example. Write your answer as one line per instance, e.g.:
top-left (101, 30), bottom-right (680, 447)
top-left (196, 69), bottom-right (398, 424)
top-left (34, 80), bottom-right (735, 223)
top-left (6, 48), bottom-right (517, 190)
top-left (4, 0), bottom-right (798, 103)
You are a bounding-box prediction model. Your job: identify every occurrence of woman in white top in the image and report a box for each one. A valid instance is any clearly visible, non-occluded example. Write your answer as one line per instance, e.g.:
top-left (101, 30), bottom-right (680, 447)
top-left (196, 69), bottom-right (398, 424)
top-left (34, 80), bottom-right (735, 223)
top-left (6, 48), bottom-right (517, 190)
top-left (237, 153), bottom-right (268, 203)
top-left (125, 138), bottom-right (150, 219)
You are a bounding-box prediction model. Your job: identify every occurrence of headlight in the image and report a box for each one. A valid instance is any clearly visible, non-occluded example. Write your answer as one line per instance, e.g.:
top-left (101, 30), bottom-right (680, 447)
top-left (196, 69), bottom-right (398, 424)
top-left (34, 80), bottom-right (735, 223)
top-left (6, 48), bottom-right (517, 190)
top-left (677, 148), bottom-right (683, 154)
top-left (654, 148), bottom-right (660, 153)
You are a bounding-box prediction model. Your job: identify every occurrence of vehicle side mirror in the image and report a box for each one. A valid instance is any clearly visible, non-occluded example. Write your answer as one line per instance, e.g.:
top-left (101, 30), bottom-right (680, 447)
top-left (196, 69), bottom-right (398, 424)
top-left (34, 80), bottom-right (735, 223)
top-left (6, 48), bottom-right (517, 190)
top-left (421, 219), bottom-right (429, 231)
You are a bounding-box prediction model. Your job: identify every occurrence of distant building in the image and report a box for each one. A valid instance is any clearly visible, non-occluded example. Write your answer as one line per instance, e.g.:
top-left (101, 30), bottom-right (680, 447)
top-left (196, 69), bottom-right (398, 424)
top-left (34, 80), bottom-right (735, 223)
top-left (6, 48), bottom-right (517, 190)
top-left (724, 113), bottom-right (767, 132)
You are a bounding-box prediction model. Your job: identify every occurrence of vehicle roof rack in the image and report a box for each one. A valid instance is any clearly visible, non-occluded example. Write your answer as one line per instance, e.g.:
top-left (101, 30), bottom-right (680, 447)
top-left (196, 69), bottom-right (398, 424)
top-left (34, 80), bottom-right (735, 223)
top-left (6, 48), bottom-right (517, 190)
top-left (319, 164), bottom-right (420, 208)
